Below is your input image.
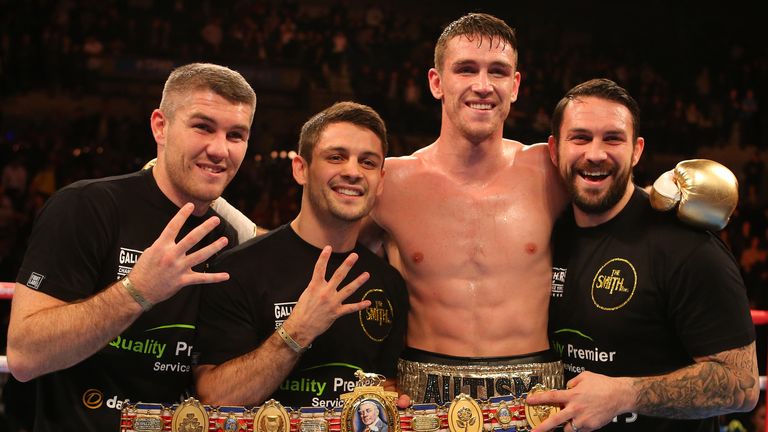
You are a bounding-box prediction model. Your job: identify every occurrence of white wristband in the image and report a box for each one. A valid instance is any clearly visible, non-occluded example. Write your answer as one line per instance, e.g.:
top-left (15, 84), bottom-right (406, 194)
top-left (276, 324), bottom-right (310, 354)
top-left (121, 276), bottom-right (153, 312)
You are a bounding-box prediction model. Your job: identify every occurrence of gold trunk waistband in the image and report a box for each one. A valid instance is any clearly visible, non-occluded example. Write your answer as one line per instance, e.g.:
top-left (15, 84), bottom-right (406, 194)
top-left (397, 347), bottom-right (564, 404)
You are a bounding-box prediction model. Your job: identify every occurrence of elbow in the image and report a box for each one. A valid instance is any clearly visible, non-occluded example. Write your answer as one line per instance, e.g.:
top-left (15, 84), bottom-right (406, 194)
top-left (194, 375), bottom-right (214, 404)
top-left (194, 366), bottom-right (226, 406)
top-left (6, 349), bottom-right (40, 382)
top-left (7, 329), bottom-right (47, 382)
top-left (741, 381), bottom-right (760, 412)
top-left (195, 382), bottom-right (219, 406)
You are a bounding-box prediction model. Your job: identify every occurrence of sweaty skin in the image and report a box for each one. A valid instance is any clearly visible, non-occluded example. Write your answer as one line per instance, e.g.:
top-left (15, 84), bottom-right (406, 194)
top-left (372, 139), bottom-right (567, 356)
top-left (367, 33), bottom-right (568, 358)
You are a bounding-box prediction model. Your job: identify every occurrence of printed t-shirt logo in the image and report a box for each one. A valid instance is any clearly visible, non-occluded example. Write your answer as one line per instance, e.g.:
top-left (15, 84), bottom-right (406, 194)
top-left (82, 388), bottom-right (104, 409)
top-left (274, 301), bottom-right (297, 328)
top-left (26, 272), bottom-right (45, 289)
top-left (551, 267), bottom-right (567, 298)
top-left (358, 289), bottom-right (393, 342)
top-left (591, 258), bottom-right (637, 310)
top-left (117, 247), bottom-right (142, 279)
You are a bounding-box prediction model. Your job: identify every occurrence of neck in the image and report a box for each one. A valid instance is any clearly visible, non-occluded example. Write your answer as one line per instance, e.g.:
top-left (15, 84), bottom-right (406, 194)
top-left (151, 162), bottom-right (209, 216)
top-left (432, 134), bottom-right (511, 182)
top-left (573, 183), bottom-right (636, 228)
top-left (290, 211), bottom-right (360, 252)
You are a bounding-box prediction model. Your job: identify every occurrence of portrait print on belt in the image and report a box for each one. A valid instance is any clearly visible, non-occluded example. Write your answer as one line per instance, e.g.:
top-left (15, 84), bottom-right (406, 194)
top-left (340, 371), bottom-right (400, 432)
top-left (354, 399), bottom-right (389, 432)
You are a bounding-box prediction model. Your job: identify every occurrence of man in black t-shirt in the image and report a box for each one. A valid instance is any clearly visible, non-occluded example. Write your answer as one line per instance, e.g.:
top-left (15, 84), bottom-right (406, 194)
top-left (7, 63), bottom-right (257, 432)
top-left (526, 79), bottom-right (759, 432)
top-left (194, 101), bottom-right (408, 408)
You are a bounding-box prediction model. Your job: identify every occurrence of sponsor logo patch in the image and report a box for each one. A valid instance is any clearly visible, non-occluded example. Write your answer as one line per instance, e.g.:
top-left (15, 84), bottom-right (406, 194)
top-left (358, 289), bottom-right (394, 342)
top-left (26, 272), bottom-right (45, 290)
top-left (591, 258), bottom-right (637, 311)
top-left (551, 267), bottom-right (567, 297)
top-left (82, 388), bottom-right (104, 409)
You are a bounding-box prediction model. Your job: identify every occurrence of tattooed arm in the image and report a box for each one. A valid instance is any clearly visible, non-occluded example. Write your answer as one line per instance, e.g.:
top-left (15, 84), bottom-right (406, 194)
top-left (526, 342), bottom-right (759, 432)
top-left (632, 342), bottom-right (758, 418)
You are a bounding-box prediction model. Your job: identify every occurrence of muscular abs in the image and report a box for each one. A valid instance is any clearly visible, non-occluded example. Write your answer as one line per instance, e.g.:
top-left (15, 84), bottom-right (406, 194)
top-left (374, 142), bottom-right (567, 357)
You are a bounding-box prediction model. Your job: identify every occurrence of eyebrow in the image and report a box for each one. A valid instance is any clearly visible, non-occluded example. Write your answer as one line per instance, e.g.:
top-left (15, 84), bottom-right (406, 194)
top-left (451, 59), bottom-right (514, 69)
top-left (321, 146), bottom-right (383, 160)
top-left (189, 112), bottom-right (250, 133)
top-left (567, 127), bottom-right (628, 137)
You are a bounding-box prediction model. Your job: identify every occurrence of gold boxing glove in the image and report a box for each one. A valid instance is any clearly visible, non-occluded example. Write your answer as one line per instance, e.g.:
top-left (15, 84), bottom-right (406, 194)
top-left (649, 159), bottom-right (738, 231)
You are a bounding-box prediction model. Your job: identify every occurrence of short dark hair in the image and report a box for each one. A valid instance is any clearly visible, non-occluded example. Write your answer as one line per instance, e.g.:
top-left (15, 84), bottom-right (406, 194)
top-left (298, 102), bottom-right (388, 164)
top-left (159, 63), bottom-right (257, 121)
top-left (551, 78), bottom-right (641, 142)
top-left (434, 13), bottom-right (518, 72)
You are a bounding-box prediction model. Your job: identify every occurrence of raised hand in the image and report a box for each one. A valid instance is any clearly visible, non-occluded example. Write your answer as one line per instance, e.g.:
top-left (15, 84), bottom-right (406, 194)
top-left (126, 203), bottom-right (230, 305)
top-left (282, 246), bottom-right (372, 346)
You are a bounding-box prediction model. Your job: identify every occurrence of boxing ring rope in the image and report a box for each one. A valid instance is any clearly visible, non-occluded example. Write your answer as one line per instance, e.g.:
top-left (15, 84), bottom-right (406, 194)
top-left (0, 282), bottom-right (766, 430)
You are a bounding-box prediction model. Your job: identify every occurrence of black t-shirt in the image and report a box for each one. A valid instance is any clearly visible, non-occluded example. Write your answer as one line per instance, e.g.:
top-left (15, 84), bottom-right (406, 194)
top-left (196, 224), bottom-right (409, 409)
top-left (548, 187), bottom-right (755, 431)
top-left (16, 169), bottom-right (236, 432)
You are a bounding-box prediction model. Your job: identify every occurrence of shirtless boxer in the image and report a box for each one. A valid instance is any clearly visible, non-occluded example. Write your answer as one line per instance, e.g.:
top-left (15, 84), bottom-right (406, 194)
top-left (366, 13), bottom-right (568, 403)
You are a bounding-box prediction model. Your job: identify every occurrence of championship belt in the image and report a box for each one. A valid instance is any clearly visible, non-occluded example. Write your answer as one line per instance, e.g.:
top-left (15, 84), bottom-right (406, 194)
top-left (120, 373), bottom-right (559, 432)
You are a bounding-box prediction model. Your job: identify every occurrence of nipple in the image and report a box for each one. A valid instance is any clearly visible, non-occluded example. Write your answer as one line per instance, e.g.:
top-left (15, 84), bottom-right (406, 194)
top-left (525, 243), bottom-right (537, 254)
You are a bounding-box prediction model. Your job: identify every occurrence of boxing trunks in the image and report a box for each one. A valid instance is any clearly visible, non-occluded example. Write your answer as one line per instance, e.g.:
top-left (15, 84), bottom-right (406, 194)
top-left (398, 347), bottom-right (563, 404)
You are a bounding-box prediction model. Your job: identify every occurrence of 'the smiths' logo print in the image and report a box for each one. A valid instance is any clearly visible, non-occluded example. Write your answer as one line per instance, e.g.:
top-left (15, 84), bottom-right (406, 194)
top-left (358, 289), bottom-right (394, 342)
top-left (591, 258), bottom-right (637, 311)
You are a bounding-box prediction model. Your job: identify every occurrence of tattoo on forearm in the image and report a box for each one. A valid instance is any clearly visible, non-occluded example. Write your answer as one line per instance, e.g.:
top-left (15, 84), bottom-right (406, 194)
top-left (633, 343), bottom-right (757, 418)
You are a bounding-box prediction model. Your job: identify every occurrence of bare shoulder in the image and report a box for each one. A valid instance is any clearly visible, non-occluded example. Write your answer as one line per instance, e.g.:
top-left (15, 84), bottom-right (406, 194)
top-left (383, 146), bottom-right (433, 184)
top-left (515, 140), bottom-right (568, 208)
top-left (374, 146), bottom-right (434, 225)
top-left (513, 141), bottom-right (556, 172)
top-left (517, 141), bottom-right (551, 161)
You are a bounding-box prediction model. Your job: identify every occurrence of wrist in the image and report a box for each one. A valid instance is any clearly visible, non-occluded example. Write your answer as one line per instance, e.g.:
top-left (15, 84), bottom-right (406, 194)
top-left (120, 276), bottom-right (153, 312)
top-left (276, 323), bottom-right (311, 354)
top-left (623, 377), bottom-right (641, 413)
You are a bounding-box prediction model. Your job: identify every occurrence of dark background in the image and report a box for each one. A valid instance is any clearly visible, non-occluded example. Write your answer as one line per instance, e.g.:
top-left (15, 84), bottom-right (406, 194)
top-left (1, 1), bottom-right (766, 431)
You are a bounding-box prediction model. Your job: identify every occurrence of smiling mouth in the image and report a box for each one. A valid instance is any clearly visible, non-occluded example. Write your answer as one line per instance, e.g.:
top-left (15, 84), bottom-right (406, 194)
top-left (468, 102), bottom-right (493, 110)
top-left (198, 164), bottom-right (225, 174)
top-left (333, 187), bottom-right (363, 197)
top-left (578, 169), bottom-right (611, 182)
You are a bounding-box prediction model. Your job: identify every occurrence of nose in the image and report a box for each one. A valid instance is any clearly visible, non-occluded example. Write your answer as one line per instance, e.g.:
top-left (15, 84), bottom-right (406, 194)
top-left (206, 132), bottom-right (229, 161)
top-left (472, 70), bottom-right (493, 96)
top-left (341, 159), bottom-right (363, 180)
top-left (584, 141), bottom-right (608, 163)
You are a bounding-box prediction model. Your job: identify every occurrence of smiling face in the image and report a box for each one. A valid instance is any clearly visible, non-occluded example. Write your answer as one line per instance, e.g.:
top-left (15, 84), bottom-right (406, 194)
top-left (293, 121), bottom-right (385, 224)
top-left (549, 96), bottom-right (644, 226)
top-left (151, 89), bottom-right (252, 214)
top-left (428, 34), bottom-right (520, 144)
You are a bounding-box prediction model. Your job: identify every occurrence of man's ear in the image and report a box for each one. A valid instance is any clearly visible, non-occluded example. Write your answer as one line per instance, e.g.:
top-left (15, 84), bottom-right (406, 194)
top-left (292, 155), bottom-right (309, 185)
top-left (150, 109), bottom-right (167, 151)
top-left (632, 137), bottom-right (645, 168)
top-left (509, 71), bottom-right (521, 103)
top-left (428, 68), bottom-right (443, 100)
top-left (547, 135), bottom-right (558, 166)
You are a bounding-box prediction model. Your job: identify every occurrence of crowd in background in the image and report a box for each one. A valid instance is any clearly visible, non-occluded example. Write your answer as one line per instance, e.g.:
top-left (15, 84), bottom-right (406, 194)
top-left (1, 0), bottom-right (768, 430)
